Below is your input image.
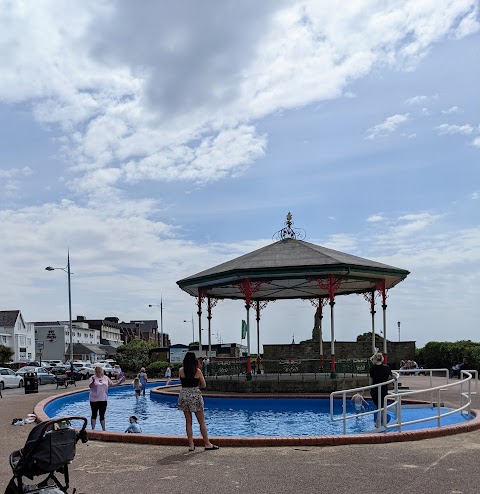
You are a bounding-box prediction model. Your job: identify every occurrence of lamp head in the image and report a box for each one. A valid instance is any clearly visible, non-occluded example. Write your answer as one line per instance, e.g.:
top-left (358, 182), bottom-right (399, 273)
top-left (45, 266), bottom-right (55, 271)
top-left (148, 304), bottom-right (153, 307)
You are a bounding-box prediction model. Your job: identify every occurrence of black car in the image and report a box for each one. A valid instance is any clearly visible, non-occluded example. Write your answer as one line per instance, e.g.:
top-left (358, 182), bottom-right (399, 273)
top-left (49, 365), bottom-right (69, 376)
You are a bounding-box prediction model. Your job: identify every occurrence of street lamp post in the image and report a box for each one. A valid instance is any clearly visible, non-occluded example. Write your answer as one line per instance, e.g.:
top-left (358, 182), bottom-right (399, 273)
top-left (46, 251), bottom-right (73, 363)
top-left (183, 317), bottom-right (194, 345)
top-left (397, 321), bottom-right (401, 342)
top-left (149, 298), bottom-right (164, 347)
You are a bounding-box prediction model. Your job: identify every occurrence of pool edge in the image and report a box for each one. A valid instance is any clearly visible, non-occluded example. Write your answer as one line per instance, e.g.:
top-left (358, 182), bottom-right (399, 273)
top-left (34, 388), bottom-right (480, 447)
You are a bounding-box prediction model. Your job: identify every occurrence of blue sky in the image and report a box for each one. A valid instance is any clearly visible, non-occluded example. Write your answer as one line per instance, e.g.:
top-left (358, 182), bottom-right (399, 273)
top-left (0, 1), bottom-right (479, 350)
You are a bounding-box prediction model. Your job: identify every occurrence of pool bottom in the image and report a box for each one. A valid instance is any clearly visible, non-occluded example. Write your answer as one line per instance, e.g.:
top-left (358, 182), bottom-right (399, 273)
top-left (34, 387), bottom-right (480, 447)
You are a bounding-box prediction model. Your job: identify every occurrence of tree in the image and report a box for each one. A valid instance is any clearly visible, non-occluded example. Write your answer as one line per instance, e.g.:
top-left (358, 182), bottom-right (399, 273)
top-left (0, 344), bottom-right (14, 364)
top-left (356, 332), bottom-right (388, 345)
top-left (115, 339), bottom-right (156, 372)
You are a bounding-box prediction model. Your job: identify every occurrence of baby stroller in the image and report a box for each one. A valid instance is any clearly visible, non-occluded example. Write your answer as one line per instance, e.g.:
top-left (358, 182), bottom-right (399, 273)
top-left (5, 416), bottom-right (88, 494)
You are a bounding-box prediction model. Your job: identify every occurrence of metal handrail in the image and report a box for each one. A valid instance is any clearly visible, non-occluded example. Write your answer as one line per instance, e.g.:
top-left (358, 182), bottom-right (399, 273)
top-left (384, 371), bottom-right (473, 432)
top-left (330, 372), bottom-right (399, 434)
top-left (330, 368), bottom-right (476, 434)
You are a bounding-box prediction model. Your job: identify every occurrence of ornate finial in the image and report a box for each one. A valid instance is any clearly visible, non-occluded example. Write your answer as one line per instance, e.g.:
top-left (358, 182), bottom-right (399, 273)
top-left (273, 212), bottom-right (306, 241)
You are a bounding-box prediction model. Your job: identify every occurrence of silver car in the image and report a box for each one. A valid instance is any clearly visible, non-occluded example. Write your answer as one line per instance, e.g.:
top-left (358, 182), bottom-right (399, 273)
top-left (0, 367), bottom-right (24, 389)
top-left (15, 366), bottom-right (56, 385)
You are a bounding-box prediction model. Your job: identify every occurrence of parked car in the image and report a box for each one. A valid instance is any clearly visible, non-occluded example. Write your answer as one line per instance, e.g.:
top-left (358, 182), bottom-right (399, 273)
top-left (15, 366), bottom-right (56, 385)
top-left (65, 363), bottom-right (87, 381)
top-left (49, 365), bottom-right (69, 376)
top-left (0, 367), bottom-right (24, 389)
top-left (78, 363), bottom-right (95, 376)
top-left (94, 362), bottom-right (114, 377)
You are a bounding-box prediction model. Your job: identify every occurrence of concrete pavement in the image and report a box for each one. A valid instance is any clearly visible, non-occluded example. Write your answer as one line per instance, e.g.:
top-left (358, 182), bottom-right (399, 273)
top-left (1, 376), bottom-right (480, 494)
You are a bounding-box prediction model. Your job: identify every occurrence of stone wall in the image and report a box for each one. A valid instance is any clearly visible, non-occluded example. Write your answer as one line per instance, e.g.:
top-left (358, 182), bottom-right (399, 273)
top-left (206, 376), bottom-right (370, 393)
top-left (263, 340), bottom-right (416, 369)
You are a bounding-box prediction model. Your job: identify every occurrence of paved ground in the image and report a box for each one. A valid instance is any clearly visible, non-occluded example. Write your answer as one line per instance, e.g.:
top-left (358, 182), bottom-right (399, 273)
top-left (1, 376), bottom-right (480, 494)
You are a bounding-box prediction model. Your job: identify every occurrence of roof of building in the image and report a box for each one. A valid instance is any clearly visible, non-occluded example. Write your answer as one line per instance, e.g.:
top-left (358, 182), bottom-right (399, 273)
top-left (69, 343), bottom-right (107, 356)
top-left (0, 310), bottom-right (20, 327)
top-left (177, 237), bottom-right (410, 300)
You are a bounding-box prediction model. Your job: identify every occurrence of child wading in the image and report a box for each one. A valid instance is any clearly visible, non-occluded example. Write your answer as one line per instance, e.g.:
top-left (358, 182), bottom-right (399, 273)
top-left (133, 377), bottom-right (142, 401)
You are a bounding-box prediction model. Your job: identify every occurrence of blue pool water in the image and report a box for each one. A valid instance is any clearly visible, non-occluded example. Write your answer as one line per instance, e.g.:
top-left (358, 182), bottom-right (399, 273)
top-left (44, 382), bottom-right (471, 436)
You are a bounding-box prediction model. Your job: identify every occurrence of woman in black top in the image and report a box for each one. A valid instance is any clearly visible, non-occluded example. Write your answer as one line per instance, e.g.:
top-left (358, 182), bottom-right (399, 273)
top-left (369, 352), bottom-right (393, 427)
top-left (178, 352), bottom-right (218, 452)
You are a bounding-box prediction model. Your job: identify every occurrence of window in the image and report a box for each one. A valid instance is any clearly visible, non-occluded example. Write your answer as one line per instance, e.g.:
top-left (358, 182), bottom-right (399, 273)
top-left (28, 353), bottom-right (32, 359)
top-left (27, 338), bottom-right (32, 346)
top-left (1, 336), bottom-right (6, 344)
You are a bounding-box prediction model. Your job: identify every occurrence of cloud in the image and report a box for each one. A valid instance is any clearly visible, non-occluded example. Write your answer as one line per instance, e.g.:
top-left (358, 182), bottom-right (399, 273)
top-left (472, 136), bottom-right (480, 148)
top-left (0, 167), bottom-right (33, 194)
top-left (405, 95), bottom-right (428, 104)
top-left (436, 123), bottom-right (474, 135)
top-left (367, 214), bottom-right (384, 223)
top-left (441, 106), bottom-right (461, 114)
top-left (454, 7), bottom-right (480, 38)
top-left (0, 1), bottom-right (477, 198)
top-left (472, 192), bottom-right (479, 200)
top-left (366, 114), bottom-right (409, 139)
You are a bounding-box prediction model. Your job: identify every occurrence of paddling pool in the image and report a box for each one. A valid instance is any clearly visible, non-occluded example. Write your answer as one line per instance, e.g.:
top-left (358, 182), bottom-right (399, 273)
top-left (43, 382), bottom-right (472, 437)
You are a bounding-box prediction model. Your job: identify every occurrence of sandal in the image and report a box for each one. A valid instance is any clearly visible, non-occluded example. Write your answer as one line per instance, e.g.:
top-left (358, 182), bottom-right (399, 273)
top-left (188, 446), bottom-right (195, 452)
top-left (205, 445), bottom-right (219, 451)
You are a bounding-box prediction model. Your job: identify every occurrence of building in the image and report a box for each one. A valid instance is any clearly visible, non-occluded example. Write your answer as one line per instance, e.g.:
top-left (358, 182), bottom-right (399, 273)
top-left (75, 316), bottom-right (123, 348)
top-left (119, 319), bottom-right (169, 346)
top-left (0, 310), bottom-right (35, 362)
top-left (34, 320), bottom-right (101, 362)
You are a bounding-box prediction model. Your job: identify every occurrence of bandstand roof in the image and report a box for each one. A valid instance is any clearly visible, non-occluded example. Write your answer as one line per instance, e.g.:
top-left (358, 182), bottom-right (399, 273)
top-left (176, 237), bottom-right (409, 300)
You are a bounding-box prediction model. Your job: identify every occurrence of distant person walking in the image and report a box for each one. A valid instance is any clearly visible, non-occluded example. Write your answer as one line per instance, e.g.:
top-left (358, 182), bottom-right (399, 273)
top-left (88, 365), bottom-right (120, 431)
top-left (369, 352), bottom-right (393, 427)
top-left (178, 352), bottom-right (218, 452)
top-left (164, 365), bottom-right (172, 385)
top-left (139, 367), bottom-right (148, 395)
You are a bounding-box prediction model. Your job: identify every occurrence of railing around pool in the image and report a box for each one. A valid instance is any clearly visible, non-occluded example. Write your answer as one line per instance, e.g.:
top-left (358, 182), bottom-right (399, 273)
top-left (330, 372), bottom-right (400, 434)
top-left (207, 357), bottom-right (370, 379)
top-left (330, 369), bottom-right (477, 434)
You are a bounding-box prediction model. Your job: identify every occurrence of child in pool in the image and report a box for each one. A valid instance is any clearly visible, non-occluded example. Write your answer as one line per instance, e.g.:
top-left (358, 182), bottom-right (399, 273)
top-left (125, 415), bottom-right (142, 433)
top-left (133, 377), bottom-right (142, 400)
top-left (351, 391), bottom-right (369, 414)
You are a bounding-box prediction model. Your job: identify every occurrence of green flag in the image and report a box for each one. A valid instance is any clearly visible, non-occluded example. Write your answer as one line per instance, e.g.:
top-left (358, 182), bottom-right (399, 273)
top-left (241, 320), bottom-right (247, 339)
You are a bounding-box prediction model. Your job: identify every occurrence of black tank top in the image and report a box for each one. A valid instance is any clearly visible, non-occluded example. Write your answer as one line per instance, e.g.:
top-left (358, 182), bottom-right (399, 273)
top-left (180, 377), bottom-right (199, 388)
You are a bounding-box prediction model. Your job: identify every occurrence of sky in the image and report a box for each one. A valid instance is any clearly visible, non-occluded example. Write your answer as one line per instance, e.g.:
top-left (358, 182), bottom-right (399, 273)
top-left (0, 0), bottom-right (479, 350)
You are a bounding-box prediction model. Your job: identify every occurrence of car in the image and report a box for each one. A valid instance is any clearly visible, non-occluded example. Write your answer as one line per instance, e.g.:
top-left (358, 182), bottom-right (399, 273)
top-left (78, 363), bottom-right (95, 376)
top-left (93, 362), bottom-right (114, 377)
top-left (0, 367), bottom-right (24, 389)
top-left (49, 365), bottom-right (69, 376)
top-left (15, 366), bottom-right (56, 385)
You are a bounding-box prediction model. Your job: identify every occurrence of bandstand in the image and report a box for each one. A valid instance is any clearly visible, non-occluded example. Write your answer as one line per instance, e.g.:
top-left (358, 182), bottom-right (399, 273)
top-left (177, 213), bottom-right (409, 380)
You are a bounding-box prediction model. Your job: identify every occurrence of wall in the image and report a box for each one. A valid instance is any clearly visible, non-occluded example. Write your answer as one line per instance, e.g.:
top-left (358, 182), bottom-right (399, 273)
top-left (263, 340), bottom-right (416, 369)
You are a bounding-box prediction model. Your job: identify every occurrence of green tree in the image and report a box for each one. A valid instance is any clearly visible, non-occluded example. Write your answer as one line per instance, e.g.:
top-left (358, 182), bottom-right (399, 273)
top-left (115, 339), bottom-right (156, 372)
top-left (0, 344), bottom-right (14, 364)
top-left (356, 332), bottom-right (388, 345)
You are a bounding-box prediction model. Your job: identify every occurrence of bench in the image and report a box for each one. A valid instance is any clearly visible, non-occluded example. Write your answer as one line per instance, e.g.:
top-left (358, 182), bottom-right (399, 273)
top-left (55, 374), bottom-right (76, 388)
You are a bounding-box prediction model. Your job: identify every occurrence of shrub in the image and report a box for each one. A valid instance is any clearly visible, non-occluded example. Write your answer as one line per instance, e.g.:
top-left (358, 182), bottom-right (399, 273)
top-left (115, 339), bottom-right (156, 372)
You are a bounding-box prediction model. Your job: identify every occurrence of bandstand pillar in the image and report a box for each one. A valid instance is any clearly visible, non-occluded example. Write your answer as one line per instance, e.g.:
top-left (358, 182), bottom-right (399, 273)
top-left (238, 279), bottom-right (263, 381)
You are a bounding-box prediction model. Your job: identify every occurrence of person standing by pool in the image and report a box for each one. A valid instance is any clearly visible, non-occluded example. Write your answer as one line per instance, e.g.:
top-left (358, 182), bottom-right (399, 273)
top-left (138, 367), bottom-right (148, 395)
top-left (178, 351), bottom-right (218, 452)
top-left (89, 365), bottom-right (120, 431)
top-left (164, 365), bottom-right (172, 385)
top-left (369, 352), bottom-right (393, 427)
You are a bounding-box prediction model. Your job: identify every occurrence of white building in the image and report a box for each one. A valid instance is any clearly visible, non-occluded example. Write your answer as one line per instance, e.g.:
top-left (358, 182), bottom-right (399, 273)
top-left (34, 321), bottom-right (101, 362)
top-left (0, 310), bottom-right (35, 362)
